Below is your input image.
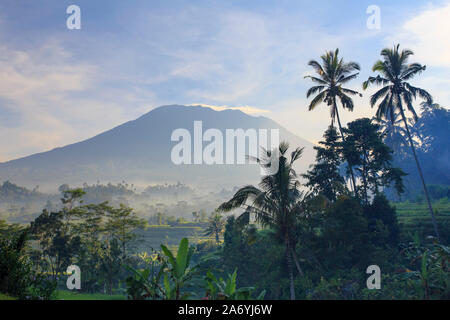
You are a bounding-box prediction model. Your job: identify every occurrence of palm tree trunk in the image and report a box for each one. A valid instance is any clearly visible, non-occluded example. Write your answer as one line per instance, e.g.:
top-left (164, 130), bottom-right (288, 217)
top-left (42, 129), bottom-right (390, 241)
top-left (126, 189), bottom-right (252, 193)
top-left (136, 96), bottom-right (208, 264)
top-left (362, 150), bottom-right (370, 204)
top-left (285, 236), bottom-right (296, 300)
top-left (290, 247), bottom-right (304, 276)
top-left (399, 107), bottom-right (440, 241)
top-left (334, 102), bottom-right (358, 196)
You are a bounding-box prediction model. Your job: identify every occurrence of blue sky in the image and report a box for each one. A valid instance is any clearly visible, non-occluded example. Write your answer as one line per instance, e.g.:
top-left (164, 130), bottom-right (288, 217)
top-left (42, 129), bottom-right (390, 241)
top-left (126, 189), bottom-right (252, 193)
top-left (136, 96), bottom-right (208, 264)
top-left (0, 0), bottom-right (449, 161)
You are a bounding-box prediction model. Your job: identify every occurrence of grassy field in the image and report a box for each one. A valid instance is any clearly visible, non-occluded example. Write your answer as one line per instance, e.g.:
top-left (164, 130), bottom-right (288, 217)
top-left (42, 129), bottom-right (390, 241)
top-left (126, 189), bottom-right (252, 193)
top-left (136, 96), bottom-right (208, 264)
top-left (54, 290), bottom-right (126, 300)
top-left (0, 293), bottom-right (16, 300)
top-left (0, 291), bottom-right (126, 301)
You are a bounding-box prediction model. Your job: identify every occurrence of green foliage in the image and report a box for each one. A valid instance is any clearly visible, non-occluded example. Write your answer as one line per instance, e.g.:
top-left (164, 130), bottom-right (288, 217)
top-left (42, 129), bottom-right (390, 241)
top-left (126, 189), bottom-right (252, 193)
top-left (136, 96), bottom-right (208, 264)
top-left (218, 142), bottom-right (308, 299)
top-left (319, 197), bottom-right (373, 269)
top-left (0, 219), bottom-right (23, 238)
top-left (0, 227), bottom-right (56, 300)
top-left (304, 48), bottom-right (361, 118)
top-left (0, 293), bottom-right (16, 300)
top-left (361, 240), bottom-right (449, 300)
top-left (303, 126), bottom-right (348, 201)
top-left (204, 269), bottom-right (265, 300)
top-left (221, 216), bottom-right (289, 299)
top-left (363, 43), bottom-right (440, 240)
top-left (104, 204), bottom-right (147, 258)
top-left (344, 118), bottom-right (406, 203)
top-left (61, 188), bottom-right (86, 209)
top-left (98, 238), bottom-right (123, 295)
top-left (395, 200), bottom-right (450, 244)
top-left (54, 290), bottom-right (126, 300)
top-left (126, 238), bottom-right (197, 300)
top-left (399, 239), bottom-right (449, 299)
top-left (0, 229), bottom-right (30, 298)
top-left (30, 209), bottom-right (81, 279)
top-left (303, 273), bottom-right (360, 300)
top-left (29, 188), bottom-right (145, 294)
top-left (0, 181), bottom-right (43, 203)
top-left (125, 254), bottom-right (165, 300)
top-left (216, 193), bottom-right (409, 299)
top-left (419, 185), bottom-right (450, 202)
top-left (1, 42), bottom-right (447, 301)
top-left (364, 194), bottom-right (400, 246)
top-left (203, 213), bottom-right (225, 244)
top-left (159, 238), bottom-right (196, 299)
top-left (304, 48), bottom-right (361, 194)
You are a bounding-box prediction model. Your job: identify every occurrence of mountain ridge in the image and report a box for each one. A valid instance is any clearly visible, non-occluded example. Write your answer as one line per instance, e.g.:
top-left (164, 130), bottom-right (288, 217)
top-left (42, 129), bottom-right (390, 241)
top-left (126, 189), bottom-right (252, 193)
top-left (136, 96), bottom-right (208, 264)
top-left (0, 105), bottom-right (316, 191)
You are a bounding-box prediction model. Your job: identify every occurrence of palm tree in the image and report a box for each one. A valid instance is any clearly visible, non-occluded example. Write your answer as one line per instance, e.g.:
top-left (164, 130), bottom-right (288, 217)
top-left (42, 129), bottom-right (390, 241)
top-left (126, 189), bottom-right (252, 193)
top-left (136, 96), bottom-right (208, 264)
top-left (304, 48), bottom-right (361, 194)
top-left (218, 142), bottom-right (307, 300)
top-left (374, 113), bottom-right (408, 152)
top-left (204, 213), bottom-right (225, 244)
top-left (363, 44), bottom-right (440, 241)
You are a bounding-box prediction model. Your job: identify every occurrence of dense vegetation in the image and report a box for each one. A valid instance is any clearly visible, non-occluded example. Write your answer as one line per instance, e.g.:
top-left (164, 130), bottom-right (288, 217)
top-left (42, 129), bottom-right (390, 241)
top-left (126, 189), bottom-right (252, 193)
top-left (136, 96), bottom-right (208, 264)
top-left (0, 44), bottom-right (449, 300)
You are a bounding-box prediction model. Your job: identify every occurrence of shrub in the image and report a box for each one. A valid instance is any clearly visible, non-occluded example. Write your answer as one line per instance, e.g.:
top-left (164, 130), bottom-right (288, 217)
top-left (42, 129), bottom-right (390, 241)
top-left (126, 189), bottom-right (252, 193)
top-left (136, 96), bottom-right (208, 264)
top-left (0, 229), bottom-right (56, 299)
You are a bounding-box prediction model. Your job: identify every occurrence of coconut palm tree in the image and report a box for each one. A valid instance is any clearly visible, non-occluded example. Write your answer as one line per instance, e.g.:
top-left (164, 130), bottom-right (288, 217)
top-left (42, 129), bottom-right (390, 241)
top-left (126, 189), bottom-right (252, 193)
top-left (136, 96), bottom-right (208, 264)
top-left (362, 44), bottom-right (440, 240)
top-left (218, 142), bottom-right (307, 300)
top-left (304, 48), bottom-right (361, 194)
top-left (374, 113), bottom-right (408, 153)
top-left (204, 213), bottom-right (225, 244)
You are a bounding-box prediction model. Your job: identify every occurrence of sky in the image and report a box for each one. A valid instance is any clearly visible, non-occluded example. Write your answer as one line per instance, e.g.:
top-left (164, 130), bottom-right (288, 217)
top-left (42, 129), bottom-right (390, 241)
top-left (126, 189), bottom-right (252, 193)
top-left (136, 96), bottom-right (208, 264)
top-left (0, 0), bottom-right (449, 162)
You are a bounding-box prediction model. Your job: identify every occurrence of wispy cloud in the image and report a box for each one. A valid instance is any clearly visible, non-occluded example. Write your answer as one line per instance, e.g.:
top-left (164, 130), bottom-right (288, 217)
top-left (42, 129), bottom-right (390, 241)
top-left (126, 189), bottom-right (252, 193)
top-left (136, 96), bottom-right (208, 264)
top-left (0, 40), bottom-right (159, 162)
top-left (385, 3), bottom-right (450, 68)
top-left (0, 1), bottom-right (448, 162)
top-left (382, 2), bottom-right (450, 106)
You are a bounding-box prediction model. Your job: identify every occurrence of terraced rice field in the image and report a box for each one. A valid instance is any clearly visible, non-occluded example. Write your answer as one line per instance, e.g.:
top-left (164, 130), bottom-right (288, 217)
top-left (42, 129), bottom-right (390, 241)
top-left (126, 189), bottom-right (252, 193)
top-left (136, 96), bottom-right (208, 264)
top-left (135, 224), bottom-right (210, 252)
top-left (394, 200), bottom-right (450, 242)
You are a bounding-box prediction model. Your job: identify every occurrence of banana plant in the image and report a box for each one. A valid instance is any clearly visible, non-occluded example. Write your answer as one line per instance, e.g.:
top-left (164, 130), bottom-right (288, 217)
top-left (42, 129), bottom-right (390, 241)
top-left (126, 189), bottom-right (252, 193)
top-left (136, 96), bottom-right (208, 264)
top-left (125, 238), bottom-right (196, 300)
top-left (204, 269), bottom-right (266, 300)
top-left (160, 237), bottom-right (197, 300)
top-left (401, 239), bottom-right (449, 299)
top-left (125, 256), bottom-right (166, 300)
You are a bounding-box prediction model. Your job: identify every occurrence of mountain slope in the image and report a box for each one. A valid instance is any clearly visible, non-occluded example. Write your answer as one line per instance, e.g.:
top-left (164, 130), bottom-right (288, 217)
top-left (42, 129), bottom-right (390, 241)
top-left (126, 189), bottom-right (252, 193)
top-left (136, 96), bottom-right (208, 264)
top-left (0, 105), bottom-right (316, 190)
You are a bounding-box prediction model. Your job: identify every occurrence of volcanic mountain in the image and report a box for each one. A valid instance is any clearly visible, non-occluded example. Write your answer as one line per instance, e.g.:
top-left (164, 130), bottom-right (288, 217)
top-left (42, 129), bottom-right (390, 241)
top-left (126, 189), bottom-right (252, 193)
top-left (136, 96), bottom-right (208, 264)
top-left (0, 105), bottom-right (316, 191)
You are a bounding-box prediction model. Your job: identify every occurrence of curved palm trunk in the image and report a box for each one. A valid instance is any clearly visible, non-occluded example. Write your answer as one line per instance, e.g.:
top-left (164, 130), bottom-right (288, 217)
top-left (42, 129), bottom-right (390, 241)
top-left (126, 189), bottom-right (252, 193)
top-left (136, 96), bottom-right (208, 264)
top-left (362, 150), bottom-right (370, 204)
top-left (334, 103), bottom-right (358, 196)
top-left (291, 247), bottom-right (304, 276)
top-left (399, 107), bottom-right (440, 241)
top-left (285, 235), bottom-right (296, 300)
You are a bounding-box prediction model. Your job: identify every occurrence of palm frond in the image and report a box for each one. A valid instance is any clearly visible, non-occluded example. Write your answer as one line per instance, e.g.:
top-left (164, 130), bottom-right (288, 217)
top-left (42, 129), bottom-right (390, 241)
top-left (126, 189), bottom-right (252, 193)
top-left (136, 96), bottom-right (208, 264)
top-left (307, 60), bottom-right (326, 76)
top-left (369, 85), bottom-right (391, 107)
top-left (290, 147), bottom-right (304, 165)
top-left (303, 76), bottom-right (328, 85)
top-left (307, 90), bottom-right (327, 111)
top-left (340, 87), bottom-right (362, 97)
top-left (306, 85), bottom-right (326, 98)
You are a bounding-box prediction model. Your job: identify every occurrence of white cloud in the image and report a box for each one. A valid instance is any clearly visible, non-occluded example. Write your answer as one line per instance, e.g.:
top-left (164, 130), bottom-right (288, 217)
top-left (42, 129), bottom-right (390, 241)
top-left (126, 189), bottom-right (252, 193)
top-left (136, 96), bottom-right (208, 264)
top-left (141, 8), bottom-right (347, 105)
top-left (381, 3), bottom-right (450, 108)
top-left (0, 42), bottom-right (159, 162)
top-left (271, 84), bottom-right (382, 145)
top-left (386, 3), bottom-right (450, 67)
top-left (5, 3), bottom-right (448, 164)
